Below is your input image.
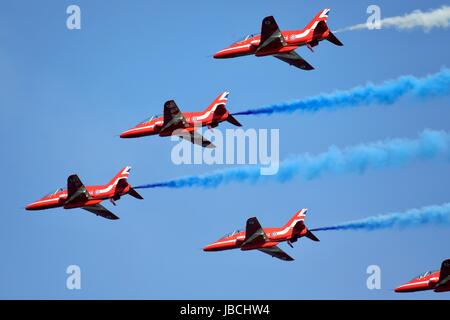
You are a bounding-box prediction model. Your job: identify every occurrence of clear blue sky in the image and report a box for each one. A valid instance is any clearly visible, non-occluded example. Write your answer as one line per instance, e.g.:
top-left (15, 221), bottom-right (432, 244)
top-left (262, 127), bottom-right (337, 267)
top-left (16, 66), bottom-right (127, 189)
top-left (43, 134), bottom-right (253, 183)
top-left (1, 0), bottom-right (449, 299)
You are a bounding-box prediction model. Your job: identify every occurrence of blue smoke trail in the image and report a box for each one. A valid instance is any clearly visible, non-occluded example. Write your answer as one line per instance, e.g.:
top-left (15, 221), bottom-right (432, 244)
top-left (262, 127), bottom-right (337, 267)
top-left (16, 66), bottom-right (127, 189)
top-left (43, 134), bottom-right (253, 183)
top-left (310, 203), bottom-right (450, 232)
top-left (232, 69), bottom-right (450, 116)
top-left (135, 129), bottom-right (450, 190)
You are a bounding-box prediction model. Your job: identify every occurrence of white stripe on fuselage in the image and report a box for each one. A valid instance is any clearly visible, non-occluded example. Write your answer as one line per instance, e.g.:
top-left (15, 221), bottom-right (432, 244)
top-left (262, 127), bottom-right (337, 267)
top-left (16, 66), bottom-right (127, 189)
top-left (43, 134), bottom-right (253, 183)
top-left (218, 44), bottom-right (252, 54)
top-left (193, 101), bottom-right (226, 121)
top-left (398, 277), bottom-right (439, 288)
top-left (213, 235), bottom-right (245, 246)
top-left (96, 168), bottom-right (130, 194)
top-left (126, 120), bottom-right (163, 134)
top-left (32, 197), bottom-right (65, 205)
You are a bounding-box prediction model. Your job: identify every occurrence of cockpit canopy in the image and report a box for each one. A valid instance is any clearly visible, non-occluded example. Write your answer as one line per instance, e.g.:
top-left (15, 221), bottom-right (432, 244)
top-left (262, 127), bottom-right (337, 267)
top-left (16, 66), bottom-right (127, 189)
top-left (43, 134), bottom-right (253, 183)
top-left (235, 34), bottom-right (258, 43)
top-left (140, 114), bottom-right (162, 124)
top-left (415, 270), bottom-right (436, 279)
top-left (221, 229), bottom-right (243, 239)
top-left (46, 188), bottom-right (64, 197)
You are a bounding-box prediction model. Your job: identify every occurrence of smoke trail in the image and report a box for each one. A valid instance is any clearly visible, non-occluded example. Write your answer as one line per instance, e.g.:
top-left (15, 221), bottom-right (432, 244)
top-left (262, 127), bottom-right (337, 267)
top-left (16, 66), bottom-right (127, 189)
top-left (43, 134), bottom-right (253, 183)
top-left (311, 203), bottom-right (450, 232)
top-left (135, 129), bottom-right (450, 190)
top-left (232, 69), bottom-right (450, 116)
top-left (335, 6), bottom-right (450, 33)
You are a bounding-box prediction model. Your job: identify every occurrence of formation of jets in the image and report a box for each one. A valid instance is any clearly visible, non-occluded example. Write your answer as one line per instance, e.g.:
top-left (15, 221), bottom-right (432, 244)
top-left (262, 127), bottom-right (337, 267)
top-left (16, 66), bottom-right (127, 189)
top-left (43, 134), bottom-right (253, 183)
top-left (25, 8), bottom-right (447, 295)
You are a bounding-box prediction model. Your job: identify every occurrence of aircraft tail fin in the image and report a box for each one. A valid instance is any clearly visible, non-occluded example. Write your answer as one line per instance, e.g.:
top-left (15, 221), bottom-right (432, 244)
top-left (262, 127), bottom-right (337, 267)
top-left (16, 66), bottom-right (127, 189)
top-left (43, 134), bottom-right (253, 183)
top-left (305, 8), bottom-right (330, 30)
top-left (204, 91), bottom-right (242, 127)
top-left (108, 166), bottom-right (131, 186)
top-left (288, 209), bottom-right (320, 242)
top-left (109, 167), bottom-right (144, 201)
top-left (284, 209), bottom-right (307, 229)
top-left (306, 9), bottom-right (343, 47)
top-left (204, 91), bottom-right (230, 113)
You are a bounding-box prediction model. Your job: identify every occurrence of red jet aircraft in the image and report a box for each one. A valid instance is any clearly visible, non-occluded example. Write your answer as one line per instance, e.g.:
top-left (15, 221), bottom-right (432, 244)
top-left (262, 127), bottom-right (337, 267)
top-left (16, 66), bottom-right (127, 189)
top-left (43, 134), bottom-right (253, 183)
top-left (214, 9), bottom-right (343, 70)
top-left (25, 166), bottom-right (143, 220)
top-left (395, 259), bottom-right (450, 293)
top-left (120, 92), bottom-right (241, 148)
top-left (203, 209), bottom-right (319, 261)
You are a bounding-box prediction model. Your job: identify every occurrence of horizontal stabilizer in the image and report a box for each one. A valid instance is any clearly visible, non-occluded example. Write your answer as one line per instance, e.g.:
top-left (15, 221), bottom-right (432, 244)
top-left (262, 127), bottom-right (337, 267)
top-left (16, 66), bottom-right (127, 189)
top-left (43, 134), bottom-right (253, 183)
top-left (227, 114), bottom-right (242, 127)
top-left (305, 230), bottom-right (320, 242)
top-left (128, 187), bottom-right (144, 200)
top-left (327, 32), bottom-right (343, 46)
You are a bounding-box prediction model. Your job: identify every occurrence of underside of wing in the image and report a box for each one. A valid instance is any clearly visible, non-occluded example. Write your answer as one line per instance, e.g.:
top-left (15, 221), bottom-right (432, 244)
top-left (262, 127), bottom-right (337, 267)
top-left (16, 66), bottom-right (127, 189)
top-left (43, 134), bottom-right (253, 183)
top-left (82, 204), bottom-right (119, 220)
top-left (258, 246), bottom-right (294, 261)
top-left (161, 100), bottom-right (188, 133)
top-left (179, 131), bottom-right (215, 148)
top-left (66, 174), bottom-right (90, 204)
top-left (273, 51), bottom-right (314, 70)
top-left (257, 16), bottom-right (286, 52)
top-left (242, 217), bottom-right (267, 247)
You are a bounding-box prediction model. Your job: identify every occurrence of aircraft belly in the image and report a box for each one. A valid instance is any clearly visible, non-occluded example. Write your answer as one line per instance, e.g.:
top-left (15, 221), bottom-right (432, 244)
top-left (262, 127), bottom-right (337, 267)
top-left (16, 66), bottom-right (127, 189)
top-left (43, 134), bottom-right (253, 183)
top-left (255, 46), bottom-right (299, 57)
top-left (64, 199), bottom-right (102, 209)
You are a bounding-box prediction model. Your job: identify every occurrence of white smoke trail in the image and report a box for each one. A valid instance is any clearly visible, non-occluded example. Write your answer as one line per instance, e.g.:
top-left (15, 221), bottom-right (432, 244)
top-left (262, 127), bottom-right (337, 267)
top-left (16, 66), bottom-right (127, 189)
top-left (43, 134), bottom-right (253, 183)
top-left (336, 6), bottom-right (450, 33)
top-left (135, 130), bottom-right (450, 190)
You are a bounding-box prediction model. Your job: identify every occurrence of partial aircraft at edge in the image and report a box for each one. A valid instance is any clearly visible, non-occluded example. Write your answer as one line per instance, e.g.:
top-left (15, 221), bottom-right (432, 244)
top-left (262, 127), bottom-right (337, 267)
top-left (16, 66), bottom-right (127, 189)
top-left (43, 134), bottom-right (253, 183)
top-left (26, 167), bottom-right (143, 220)
top-left (203, 209), bottom-right (319, 261)
top-left (214, 9), bottom-right (343, 70)
top-left (395, 259), bottom-right (450, 293)
top-left (120, 92), bottom-right (242, 148)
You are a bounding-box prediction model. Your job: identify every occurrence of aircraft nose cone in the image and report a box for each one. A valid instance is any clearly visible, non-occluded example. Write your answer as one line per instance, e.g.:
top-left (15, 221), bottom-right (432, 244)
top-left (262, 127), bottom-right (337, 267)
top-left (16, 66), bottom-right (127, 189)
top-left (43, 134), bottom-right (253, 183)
top-left (394, 285), bottom-right (407, 293)
top-left (203, 243), bottom-right (216, 252)
top-left (213, 50), bottom-right (227, 59)
top-left (25, 202), bottom-right (37, 210)
top-left (120, 130), bottom-right (133, 138)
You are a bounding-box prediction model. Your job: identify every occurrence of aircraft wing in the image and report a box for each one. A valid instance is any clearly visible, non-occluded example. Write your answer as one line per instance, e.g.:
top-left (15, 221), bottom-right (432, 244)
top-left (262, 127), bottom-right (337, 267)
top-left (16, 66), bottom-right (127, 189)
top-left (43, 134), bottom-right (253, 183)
top-left (273, 51), bottom-right (314, 70)
top-left (257, 16), bottom-right (286, 52)
top-left (242, 217), bottom-right (267, 247)
top-left (82, 204), bottom-right (119, 220)
top-left (258, 246), bottom-right (294, 261)
top-left (437, 259), bottom-right (450, 288)
top-left (179, 131), bottom-right (215, 148)
top-left (161, 100), bottom-right (188, 133)
top-left (66, 174), bottom-right (90, 204)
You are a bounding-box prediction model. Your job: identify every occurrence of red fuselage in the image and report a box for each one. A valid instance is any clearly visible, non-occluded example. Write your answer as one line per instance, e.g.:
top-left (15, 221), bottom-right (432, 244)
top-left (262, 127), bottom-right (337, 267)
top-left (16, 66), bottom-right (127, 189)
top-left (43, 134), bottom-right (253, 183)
top-left (120, 109), bottom-right (230, 139)
top-left (214, 28), bottom-right (330, 59)
top-left (204, 211), bottom-right (310, 252)
top-left (26, 184), bottom-right (131, 211)
top-left (395, 271), bottom-right (449, 293)
top-left (25, 167), bottom-right (133, 211)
